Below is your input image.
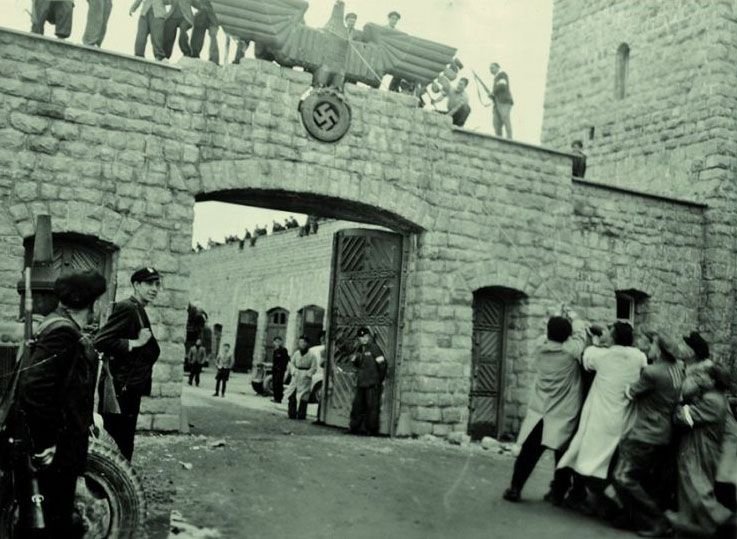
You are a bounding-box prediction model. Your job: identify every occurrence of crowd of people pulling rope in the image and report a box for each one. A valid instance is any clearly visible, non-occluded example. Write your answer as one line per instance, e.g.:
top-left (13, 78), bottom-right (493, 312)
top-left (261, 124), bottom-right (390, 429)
top-left (504, 308), bottom-right (736, 539)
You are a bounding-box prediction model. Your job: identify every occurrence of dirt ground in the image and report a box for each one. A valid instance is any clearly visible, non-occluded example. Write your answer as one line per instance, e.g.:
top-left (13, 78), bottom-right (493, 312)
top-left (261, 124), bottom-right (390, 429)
top-left (135, 371), bottom-right (630, 539)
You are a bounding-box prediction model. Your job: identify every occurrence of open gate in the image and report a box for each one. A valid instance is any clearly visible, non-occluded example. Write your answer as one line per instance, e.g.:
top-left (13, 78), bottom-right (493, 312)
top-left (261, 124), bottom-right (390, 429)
top-left (321, 229), bottom-right (406, 435)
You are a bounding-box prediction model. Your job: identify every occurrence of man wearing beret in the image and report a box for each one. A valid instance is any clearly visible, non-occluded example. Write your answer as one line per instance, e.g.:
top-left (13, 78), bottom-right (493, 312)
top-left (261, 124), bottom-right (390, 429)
top-left (17, 270), bottom-right (107, 536)
top-left (349, 327), bottom-right (387, 436)
top-left (95, 267), bottom-right (162, 461)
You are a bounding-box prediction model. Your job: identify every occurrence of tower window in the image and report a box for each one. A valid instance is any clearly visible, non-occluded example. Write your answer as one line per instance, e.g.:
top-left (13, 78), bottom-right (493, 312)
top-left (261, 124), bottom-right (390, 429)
top-left (615, 43), bottom-right (630, 99)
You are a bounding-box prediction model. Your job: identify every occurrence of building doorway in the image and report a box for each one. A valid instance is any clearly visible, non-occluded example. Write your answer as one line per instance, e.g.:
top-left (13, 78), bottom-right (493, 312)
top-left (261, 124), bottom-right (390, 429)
top-left (233, 310), bottom-right (258, 372)
top-left (468, 287), bottom-right (512, 440)
top-left (264, 307), bottom-right (289, 365)
top-left (297, 305), bottom-right (325, 349)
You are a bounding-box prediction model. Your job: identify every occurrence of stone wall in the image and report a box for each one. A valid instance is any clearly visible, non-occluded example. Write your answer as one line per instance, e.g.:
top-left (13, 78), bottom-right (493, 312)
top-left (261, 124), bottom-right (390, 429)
top-left (542, 0), bottom-right (737, 373)
top-left (0, 26), bottom-right (720, 437)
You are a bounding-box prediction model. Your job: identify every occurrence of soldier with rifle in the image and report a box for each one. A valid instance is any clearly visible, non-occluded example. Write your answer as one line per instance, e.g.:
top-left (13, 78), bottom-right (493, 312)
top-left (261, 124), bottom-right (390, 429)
top-left (14, 270), bottom-right (107, 537)
top-left (474, 63), bottom-right (514, 139)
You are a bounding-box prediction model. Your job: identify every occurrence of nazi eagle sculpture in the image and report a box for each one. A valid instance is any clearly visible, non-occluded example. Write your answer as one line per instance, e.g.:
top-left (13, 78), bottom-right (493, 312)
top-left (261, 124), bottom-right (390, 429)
top-left (209, 0), bottom-right (459, 90)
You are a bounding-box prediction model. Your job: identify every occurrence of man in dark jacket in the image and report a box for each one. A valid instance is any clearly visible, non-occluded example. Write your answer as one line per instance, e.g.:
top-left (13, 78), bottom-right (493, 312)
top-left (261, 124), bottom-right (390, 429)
top-left (271, 336), bottom-right (290, 403)
top-left (349, 327), bottom-right (387, 436)
top-left (489, 62), bottom-right (514, 139)
top-left (95, 267), bottom-right (161, 461)
top-left (17, 270), bottom-right (107, 537)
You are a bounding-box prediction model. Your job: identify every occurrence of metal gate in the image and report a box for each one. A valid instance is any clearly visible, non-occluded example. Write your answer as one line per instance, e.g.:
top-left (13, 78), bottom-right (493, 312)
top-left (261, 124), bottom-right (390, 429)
top-left (322, 229), bottom-right (406, 435)
top-left (233, 310), bottom-right (258, 372)
top-left (468, 290), bottom-right (507, 440)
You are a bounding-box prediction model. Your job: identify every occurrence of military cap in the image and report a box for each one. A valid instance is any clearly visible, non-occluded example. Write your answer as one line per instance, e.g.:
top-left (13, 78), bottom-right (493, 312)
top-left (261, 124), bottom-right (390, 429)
top-left (55, 270), bottom-right (107, 309)
top-left (388, 11), bottom-right (401, 19)
top-left (130, 267), bottom-right (161, 284)
top-left (357, 327), bottom-right (371, 337)
top-left (683, 331), bottom-right (709, 360)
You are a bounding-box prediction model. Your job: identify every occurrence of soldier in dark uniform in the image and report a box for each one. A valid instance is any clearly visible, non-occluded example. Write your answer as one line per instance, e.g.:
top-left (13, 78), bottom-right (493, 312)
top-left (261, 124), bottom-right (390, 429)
top-left (95, 267), bottom-right (162, 461)
top-left (271, 336), bottom-right (290, 403)
top-left (17, 270), bottom-right (107, 537)
top-left (349, 327), bottom-right (387, 436)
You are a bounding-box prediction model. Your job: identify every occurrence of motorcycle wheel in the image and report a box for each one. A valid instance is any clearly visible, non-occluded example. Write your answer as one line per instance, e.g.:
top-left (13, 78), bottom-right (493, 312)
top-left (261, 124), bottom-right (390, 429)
top-left (76, 438), bottom-right (146, 538)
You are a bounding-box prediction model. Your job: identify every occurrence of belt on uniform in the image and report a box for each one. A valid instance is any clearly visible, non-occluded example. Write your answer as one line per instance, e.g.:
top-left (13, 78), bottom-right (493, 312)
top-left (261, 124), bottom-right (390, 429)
top-left (295, 366), bottom-right (311, 370)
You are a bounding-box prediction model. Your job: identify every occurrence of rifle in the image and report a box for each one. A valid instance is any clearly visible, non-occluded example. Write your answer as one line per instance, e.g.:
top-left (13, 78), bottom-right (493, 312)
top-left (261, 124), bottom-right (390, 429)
top-left (472, 70), bottom-right (495, 106)
top-left (7, 268), bottom-right (47, 533)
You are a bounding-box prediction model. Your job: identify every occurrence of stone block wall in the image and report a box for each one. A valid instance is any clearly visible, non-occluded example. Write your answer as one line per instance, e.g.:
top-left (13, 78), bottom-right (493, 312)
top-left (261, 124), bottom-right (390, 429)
top-left (542, 0), bottom-right (737, 376)
top-left (0, 27), bottom-right (720, 437)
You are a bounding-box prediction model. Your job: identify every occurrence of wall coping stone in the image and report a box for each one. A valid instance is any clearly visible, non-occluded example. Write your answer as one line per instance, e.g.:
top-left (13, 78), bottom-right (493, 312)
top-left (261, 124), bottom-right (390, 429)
top-left (572, 178), bottom-right (708, 209)
top-left (0, 25), bottom-right (181, 71)
top-left (451, 127), bottom-right (576, 159)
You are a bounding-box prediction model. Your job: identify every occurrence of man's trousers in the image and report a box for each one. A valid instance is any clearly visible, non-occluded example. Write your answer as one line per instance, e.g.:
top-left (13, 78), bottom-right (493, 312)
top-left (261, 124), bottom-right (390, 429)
top-left (349, 385), bottom-right (381, 435)
top-left (134, 11), bottom-right (166, 61)
top-left (102, 390), bottom-right (142, 461)
top-left (82, 0), bottom-right (112, 46)
top-left (493, 102), bottom-right (513, 139)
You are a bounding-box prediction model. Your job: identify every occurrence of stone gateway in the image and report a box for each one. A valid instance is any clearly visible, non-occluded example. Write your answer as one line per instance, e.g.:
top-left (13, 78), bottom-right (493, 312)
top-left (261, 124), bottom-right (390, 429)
top-left (0, 0), bottom-right (734, 439)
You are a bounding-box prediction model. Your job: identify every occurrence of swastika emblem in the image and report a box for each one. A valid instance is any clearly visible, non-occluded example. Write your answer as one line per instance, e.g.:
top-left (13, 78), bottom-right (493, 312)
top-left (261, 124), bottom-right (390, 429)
top-left (300, 89), bottom-right (352, 142)
top-left (313, 102), bottom-right (340, 131)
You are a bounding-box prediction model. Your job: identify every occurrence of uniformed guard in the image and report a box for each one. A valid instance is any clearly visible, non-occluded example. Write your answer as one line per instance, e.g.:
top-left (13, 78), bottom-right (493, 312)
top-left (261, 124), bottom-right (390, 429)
top-left (95, 267), bottom-right (162, 461)
top-left (271, 336), bottom-right (290, 404)
top-left (349, 327), bottom-right (387, 436)
top-left (17, 270), bottom-right (107, 536)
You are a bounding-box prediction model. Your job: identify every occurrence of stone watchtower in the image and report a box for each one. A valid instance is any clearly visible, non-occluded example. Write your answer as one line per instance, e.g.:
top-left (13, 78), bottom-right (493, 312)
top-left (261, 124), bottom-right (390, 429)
top-left (541, 0), bottom-right (737, 371)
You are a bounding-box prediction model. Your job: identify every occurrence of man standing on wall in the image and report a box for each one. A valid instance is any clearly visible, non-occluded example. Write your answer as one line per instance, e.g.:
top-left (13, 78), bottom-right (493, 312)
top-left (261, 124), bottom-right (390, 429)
top-left (82, 0), bottom-right (113, 47)
top-left (130, 0), bottom-right (168, 61)
top-left (571, 140), bottom-right (587, 178)
top-left (349, 327), bottom-right (387, 436)
top-left (163, 0), bottom-right (194, 59)
top-left (189, 0), bottom-right (220, 64)
top-left (488, 62), bottom-right (514, 139)
top-left (271, 336), bottom-right (290, 404)
top-left (96, 267), bottom-right (162, 461)
top-left (31, 0), bottom-right (74, 40)
top-left (187, 338), bottom-right (207, 386)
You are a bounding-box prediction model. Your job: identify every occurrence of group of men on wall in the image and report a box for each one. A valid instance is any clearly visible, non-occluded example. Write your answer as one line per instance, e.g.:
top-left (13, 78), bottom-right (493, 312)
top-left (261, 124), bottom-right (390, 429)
top-left (504, 310), bottom-right (736, 538)
top-left (25, 1), bottom-right (518, 139)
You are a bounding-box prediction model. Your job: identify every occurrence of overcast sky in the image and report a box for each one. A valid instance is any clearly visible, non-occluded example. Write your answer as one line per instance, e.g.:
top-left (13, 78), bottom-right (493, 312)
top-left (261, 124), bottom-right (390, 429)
top-left (4, 0), bottom-right (553, 246)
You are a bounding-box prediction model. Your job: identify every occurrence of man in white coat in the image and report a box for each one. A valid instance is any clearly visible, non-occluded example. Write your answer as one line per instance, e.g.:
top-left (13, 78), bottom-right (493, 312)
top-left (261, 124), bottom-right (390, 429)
top-left (503, 313), bottom-right (590, 504)
top-left (284, 336), bottom-right (318, 420)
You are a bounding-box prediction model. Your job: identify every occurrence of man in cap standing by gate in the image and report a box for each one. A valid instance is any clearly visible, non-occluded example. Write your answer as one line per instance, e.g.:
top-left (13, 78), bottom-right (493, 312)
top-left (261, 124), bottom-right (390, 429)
top-left (349, 327), bottom-right (387, 436)
top-left (95, 267), bottom-right (161, 461)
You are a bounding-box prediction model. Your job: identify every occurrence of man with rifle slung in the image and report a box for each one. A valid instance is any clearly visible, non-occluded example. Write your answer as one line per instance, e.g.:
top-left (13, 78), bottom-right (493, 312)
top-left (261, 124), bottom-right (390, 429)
top-left (95, 267), bottom-right (161, 461)
top-left (16, 270), bottom-right (107, 537)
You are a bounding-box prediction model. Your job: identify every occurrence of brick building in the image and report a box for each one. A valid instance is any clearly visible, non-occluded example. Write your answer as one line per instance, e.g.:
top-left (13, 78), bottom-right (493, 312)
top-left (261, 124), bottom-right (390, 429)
top-left (0, 0), bottom-right (734, 438)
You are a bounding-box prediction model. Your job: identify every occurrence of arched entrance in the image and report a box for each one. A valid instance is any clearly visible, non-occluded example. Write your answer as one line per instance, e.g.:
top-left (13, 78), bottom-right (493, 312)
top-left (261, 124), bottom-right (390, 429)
top-left (469, 287), bottom-right (526, 440)
top-left (233, 310), bottom-right (258, 372)
top-left (296, 305), bottom-right (325, 349)
top-left (264, 307), bottom-right (289, 364)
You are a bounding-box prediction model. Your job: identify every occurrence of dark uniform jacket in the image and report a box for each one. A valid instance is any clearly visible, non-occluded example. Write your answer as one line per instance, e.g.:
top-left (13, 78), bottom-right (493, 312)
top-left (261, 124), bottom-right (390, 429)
top-left (272, 347), bottom-right (290, 372)
top-left (17, 309), bottom-right (98, 474)
top-left (354, 342), bottom-right (387, 388)
top-left (95, 296), bottom-right (160, 396)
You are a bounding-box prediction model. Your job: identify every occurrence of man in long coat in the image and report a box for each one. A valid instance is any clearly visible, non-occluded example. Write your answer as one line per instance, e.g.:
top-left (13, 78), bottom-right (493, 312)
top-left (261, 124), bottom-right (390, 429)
top-left (95, 267), bottom-right (161, 461)
top-left (187, 338), bottom-right (207, 386)
top-left (284, 336), bottom-right (318, 420)
top-left (349, 327), bottom-right (387, 436)
top-left (503, 315), bottom-right (588, 504)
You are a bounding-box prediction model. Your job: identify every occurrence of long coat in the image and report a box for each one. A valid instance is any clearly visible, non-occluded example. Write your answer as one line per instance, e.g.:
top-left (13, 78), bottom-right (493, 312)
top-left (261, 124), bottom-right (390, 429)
top-left (557, 345), bottom-right (646, 479)
top-left (94, 296), bottom-right (160, 396)
top-left (668, 390), bottom-right (732, 536)
top-left (516, 320), bottom-right (587, 450)
top-left (284, 348), bottom-right (318, 403)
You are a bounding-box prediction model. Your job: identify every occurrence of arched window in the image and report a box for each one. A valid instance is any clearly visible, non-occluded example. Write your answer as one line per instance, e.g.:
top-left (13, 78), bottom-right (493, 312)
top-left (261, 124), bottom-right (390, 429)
top-left (615, 43), bottom-right (630, 99)
top-left (264, 307), bottom-right (289, 361)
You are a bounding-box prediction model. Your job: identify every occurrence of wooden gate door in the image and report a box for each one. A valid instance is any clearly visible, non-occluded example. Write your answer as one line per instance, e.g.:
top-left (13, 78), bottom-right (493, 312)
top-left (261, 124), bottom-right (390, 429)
top-left (233, 310), bottom-right (258, 372)
top-left (322, 229), bottom-right (406, 435)
top-left (468, 290), bottom-right (507, 440)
